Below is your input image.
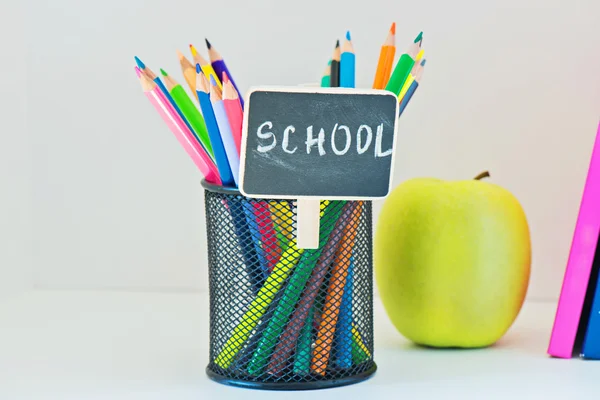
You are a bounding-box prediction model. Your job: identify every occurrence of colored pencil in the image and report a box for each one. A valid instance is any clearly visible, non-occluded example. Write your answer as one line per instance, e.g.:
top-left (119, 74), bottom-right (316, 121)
top-left (213, 245), bottom-right (305, 369)
top-left (399, 60), bottom-right (425, 116)
top-left (241, 200), bottom-right (272, 281)
top-left (190, 44), bottom-right (222, 89)
top-left (229, 197), bottom-right (265, 296)
top-left (209, 76), bottom-right (240, 186)
top-left (335, 255), bottom-right (354, 368)
top-left (254, 201), bottom-right (281, 272)
top-left (293, 307), bottom-right (314, 374)
top-left (372, 23), bottom-right (396, 89)
top-left (321, 62), bottom-right (331, 88)
top-left (311, 203), bottom-right (362, 375)
top-left (196, 70), bottom-right (234, 187)
top-left (385, 32), bottom-right (421, 96)
top-left (269, 202), bottom-right (354, 375)
top-left (269, 200), bottom-right (295, 248)
top-left (222, 74), bottom-right (243, 155)
top-left (160, 69), bottom-right (215, 160)
top-left (330, 40), bottom-right (341, 88)
top-left (206, 38), bottom-right (244, 108)
top-left (135, 57), bottom-right (199, 144)
top-left (247, 201), bottom-right (344, 376)
top-left (340, 31), bottom-right (355, 88)
top-left (176, 50), bottom-right (198, 99)
top-left (137, 71), bottom-right (221, 185)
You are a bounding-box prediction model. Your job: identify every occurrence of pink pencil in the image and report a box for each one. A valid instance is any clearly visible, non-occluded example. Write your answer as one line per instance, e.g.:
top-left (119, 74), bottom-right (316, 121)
top-left (222, 73), bottom-right (243, 155)
top-left (548, 121), bottom-right (600, 358)
top-left (136, 68), bottom-right (221, 185)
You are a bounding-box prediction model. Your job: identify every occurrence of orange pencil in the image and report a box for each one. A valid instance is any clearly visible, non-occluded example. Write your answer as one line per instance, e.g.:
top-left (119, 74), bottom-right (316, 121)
top-left (311, 204), bottom-right (362, 375)
top-left (176, 50), bottom-right (197, 98)
top-left (372, 22), bottom-right (396, 89)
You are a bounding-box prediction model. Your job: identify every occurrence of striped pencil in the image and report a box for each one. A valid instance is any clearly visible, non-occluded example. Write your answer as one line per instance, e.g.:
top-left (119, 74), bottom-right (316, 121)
top-left (160, 69), bottom-right (215, 160)
top-left (340, 31), bottom-right (355, 88)
top-left (372, 23), bottom-right (396, 89)
top-left (399, 59), bottom-right (426, 116)
top-left (136, 70), bottom-right (221, 185)
top-left (209, 75), bottom-right (240, 186)
top-left (206, 38), bottom-right (244, 108)
top-left (134, 56), bottom-right (195, 136)
top-left (176, 50), bottom-right (198, 99)
top-left (196, 70), bottom-right (234, 187)
top-left (190, 44), bottom-right (222, 90)
top-left (385, 32), bottom-right (422, 96)
top-left (222, 73), bottom-right (244, 155)
top-left (330, 40), bottom-right (341, 88)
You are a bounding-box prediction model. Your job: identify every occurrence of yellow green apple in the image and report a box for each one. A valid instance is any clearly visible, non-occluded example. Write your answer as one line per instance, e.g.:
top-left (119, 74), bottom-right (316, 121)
top-left (374, 172), bottom-right (531, 348)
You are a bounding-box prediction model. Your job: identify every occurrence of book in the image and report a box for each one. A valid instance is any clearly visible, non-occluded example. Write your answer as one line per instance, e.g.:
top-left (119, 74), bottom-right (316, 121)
top-left (548, 121), bottom-right (600, 358)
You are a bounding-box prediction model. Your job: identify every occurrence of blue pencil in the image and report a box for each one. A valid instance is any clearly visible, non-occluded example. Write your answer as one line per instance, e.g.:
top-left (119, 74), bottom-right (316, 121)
top-left (242, 200), bottom-right (271, 281)
top-left (195, 67), bottom-right (234, 186)
top-left (340, 31), bottom-right (355, 88)
top-left (228, 198), bottom-right (264, 295)
top-left (335, 255), bottom-right (354, 368)
top-left (134, 56), bottom-right (199, 148)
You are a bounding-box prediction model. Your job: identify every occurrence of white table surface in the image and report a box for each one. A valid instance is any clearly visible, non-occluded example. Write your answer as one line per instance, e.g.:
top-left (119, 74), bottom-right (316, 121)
top-left (0, 291), bottom-right (598, 399)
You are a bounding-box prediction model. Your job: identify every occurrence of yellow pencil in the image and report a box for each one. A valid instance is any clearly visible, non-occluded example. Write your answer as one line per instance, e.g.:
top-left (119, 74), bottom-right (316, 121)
top-left (190, 43), bottom-right (222, 89)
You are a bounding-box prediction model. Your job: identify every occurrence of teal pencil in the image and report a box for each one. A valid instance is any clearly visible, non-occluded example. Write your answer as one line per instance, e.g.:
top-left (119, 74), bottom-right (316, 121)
top-left (340, 31), bottom-right (355, 88)
top-left (246, 201), bottom-right (345, 376)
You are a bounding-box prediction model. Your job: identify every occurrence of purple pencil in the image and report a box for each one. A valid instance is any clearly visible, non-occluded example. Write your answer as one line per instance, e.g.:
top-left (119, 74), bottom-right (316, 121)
top-left (205, 38), bottom-right (244, 109)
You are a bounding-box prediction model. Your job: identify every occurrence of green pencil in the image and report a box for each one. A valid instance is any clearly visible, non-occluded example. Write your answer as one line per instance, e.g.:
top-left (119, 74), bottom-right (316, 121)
top-left (385, 32), bottom-right (422, 96)
top-left (246, 201), bottom-right (345, 375)
top-left (160, 69), bottom-right (214, 159)
top-left (321, 61), bottom-right (331, 88)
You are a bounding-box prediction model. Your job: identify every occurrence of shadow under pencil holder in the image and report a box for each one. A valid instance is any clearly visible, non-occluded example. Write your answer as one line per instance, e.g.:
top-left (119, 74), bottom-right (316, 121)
top-left (202, 180), bottom-right (377, 390)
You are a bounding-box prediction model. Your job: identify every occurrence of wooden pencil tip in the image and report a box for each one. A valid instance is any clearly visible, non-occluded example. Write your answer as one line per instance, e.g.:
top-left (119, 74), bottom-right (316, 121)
top-left (189, 44), bottom-right (197, 56)
top-left (205, 38), bottom-right (212, 49)
top-left (346, 31), bottom-right (351, 41)
top-left (335, 39), bottom-right (340, 48)
top-left (390, 22), bottom-right (396, 34)
top-left (196, 63), bottom-right (201, 74)
top-left (134, 66), bottom-right (141, 77)
top-left (176, 49), bottom-right (185, 60)
top-left (420, 59), bottom-right (427, 66)
top-left (209, 75), bottom-right (218, 87)
top-left (222, 71), bottom-right (230, 83)
top-left (159, 68), bottom-right (168, 77)
top-left (134, 56), bottom-right (145, 69)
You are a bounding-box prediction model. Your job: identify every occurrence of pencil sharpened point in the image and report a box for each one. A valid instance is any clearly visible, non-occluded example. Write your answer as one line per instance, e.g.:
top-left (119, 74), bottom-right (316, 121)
top-left (134, 56), bottom-right (145, 69)
top-left (391, 22), bottom-right (396, 34)
top-left (205, 38), bottom-right (212, 49)
top-left (159, 68), bottom-right (168, 77)
top-left (346, 31), bottom-right (351, 40)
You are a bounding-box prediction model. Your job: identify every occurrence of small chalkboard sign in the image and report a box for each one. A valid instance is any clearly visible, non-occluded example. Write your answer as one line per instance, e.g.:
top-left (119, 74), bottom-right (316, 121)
top-left (239, 87), bottom-right (399, 248)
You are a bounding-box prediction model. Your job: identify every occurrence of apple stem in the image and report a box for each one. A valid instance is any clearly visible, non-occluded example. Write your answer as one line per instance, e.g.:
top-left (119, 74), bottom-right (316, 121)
top-left (474, 171), bottom-right (491, 180)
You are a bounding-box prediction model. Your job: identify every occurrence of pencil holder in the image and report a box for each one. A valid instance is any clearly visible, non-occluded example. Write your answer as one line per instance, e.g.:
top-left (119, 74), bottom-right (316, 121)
top-left (202, 180), bottom-right (376, 390)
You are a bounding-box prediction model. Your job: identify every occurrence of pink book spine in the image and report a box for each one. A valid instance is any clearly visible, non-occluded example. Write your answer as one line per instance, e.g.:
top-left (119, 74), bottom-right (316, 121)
top-left (548, 121), bottom-right (600, 358)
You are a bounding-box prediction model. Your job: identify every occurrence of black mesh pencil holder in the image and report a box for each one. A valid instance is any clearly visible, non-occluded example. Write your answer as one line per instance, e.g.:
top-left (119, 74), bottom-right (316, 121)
top-left (202, 180), bottom-right (376, 390)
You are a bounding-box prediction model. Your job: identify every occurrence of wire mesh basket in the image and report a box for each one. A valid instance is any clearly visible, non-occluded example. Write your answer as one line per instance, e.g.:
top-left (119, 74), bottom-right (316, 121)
top-left (202, 180), bottom-right (376, 390)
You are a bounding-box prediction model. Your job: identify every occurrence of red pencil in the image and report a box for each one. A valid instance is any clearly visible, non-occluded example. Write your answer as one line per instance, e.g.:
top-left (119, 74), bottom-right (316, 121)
top-left (222, 72), bottom-right (243, 155)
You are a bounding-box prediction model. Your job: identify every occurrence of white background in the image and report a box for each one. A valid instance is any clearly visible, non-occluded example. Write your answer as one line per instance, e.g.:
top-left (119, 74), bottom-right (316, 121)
top-left (2, 0), bottom-right (600, 301)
